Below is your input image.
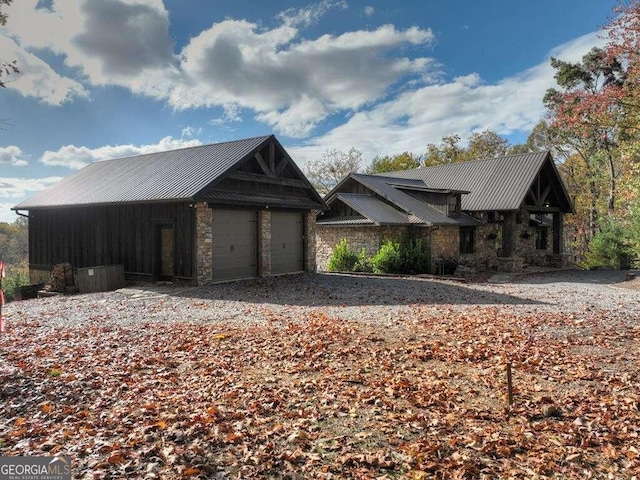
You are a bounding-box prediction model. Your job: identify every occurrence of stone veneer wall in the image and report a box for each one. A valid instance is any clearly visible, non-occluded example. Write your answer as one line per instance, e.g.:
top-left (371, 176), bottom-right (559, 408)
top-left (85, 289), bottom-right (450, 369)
top-left (304, 212), bottom-right (317, 272)
top-left (316, 225), bottom-right (409, 271)
top-left (195, 202), bottom-right (213, 285)
top-left (259, 210), bottom-right (271, 277)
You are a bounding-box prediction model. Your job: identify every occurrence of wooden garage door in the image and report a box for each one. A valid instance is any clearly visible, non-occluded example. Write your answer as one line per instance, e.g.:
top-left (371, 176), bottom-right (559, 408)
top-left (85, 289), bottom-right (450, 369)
top-left (212, 209), bottom-right (258, 281)
top-left (271, 212), bottom-right (304, 275)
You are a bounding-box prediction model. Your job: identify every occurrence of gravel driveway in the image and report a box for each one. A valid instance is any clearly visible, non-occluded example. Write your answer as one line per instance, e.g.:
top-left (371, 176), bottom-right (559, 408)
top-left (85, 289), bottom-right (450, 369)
top-left (4, 269), bottom-right (639, 329)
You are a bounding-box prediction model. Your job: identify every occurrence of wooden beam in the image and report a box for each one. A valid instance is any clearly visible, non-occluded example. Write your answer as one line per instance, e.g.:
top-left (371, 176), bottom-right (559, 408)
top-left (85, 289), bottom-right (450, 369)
top-left (254, 152), bottom-right (272, 176)
top-left (501, 211), bottom-right (517, 257)
top-left (274, 156), bottom-right (289, 177)
top-left (269, 142), bottom-right (276, 174)
top-left (553, 211), bottom-right (563, 254)
top-left (226, 170), bottom-right (308, 188)
top-left (522, 205), bottom-right (560, 213)
top-left (538, 184), bottom-right (552, 206)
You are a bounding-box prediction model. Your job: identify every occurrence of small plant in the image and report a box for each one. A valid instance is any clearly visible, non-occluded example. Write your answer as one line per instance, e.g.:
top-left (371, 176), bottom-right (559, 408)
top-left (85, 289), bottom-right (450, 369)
top-left (372, 239), bottom-right (431, 274)
top-left (353, 248), bottom-right (373, 273)
top-left (327, 239), bottom-right (358, 272)
top-left (49, 368), bottom-right (63, 377)
top-left (437, 255), bottom-right (459, 275)
top-left (2, 263), bottom-right (30, 302)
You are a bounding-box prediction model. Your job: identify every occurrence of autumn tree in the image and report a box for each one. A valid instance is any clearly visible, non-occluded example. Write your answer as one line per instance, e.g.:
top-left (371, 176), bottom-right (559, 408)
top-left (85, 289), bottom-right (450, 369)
top-left (544, 47), bottom-right (625, 213)
top-left (424, 130), bottom-right (514, 165)
top-left (0, 0), bottom-right (19, 88)
top-left (304, 148), bottom-right (363, 195)
top-left (366, 151), bottom-right (421, 174)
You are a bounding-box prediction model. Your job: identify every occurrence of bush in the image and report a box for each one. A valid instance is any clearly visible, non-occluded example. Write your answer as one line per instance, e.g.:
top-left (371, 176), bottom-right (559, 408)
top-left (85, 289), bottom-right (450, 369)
top-left (372, 241), bottom-right (402, 273)
top-left (327, 239), bottom-right (358, 272)
top-left (372, 239), bottom-right (431, 274)
top-left (2, 262), bottom-right (30, 302)
top-left (581, 221), bottom-right (633, 270)
top-left (353, 248), bottom-right (373, 273)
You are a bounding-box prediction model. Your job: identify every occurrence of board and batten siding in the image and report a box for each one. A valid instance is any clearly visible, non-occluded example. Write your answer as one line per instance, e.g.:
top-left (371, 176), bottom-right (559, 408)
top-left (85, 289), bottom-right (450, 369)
top-left (28, 202), bottom-right (195, 282)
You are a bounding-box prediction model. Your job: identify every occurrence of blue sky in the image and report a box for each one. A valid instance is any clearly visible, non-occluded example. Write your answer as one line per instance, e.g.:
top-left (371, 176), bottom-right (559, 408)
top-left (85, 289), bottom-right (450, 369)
top-left (0, 0), bottom-right (616, 222)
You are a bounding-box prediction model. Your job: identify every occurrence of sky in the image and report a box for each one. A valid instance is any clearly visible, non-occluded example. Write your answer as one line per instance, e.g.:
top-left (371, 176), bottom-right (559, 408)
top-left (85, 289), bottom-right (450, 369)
top-left (0, 0), bottom-right (617, 223)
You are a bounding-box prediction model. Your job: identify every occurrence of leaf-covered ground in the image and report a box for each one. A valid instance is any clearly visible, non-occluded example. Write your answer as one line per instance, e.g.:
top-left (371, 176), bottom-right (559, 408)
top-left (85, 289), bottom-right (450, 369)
top-left (1, 274), bottom-right (639, 479)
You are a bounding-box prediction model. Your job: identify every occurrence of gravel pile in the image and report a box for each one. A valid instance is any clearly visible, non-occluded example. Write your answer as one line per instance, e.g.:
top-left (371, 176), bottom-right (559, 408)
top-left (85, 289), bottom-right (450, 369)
top-left (4, 270), bottom-right (639, 329)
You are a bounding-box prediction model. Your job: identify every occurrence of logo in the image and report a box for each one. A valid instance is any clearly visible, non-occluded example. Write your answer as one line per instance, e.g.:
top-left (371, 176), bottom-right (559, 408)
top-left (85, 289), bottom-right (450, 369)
top-left (0, 456), bottom-right (71, 480)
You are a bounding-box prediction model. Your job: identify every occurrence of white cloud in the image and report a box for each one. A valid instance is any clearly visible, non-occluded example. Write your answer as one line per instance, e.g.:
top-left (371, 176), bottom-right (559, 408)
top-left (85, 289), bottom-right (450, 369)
top-left (288, 32), bottom-right (606, 166)
top-left (0, 35), bottom-right (88, 104)
top-left (0, 203), bottom-right (22, 223)
top-left (176, 22), bottom-right (434, 136)
top-left (40, 135), bottom-right (203, 169)
top-left (278, 0), bottom-right (348, 27)
top-left (0, 146), bottom-right (29, 167)
top-left (364, 6), bottom-right (375, 16)
top-left (0, 176), bottom-right (63, 198)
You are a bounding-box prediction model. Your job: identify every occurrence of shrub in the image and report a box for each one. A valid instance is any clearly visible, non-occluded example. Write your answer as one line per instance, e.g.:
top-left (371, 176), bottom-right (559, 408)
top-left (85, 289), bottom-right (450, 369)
top-left (353, 248), bottom-right (373, 273)
top-left (372, 241), bottom-right (402, 273)
top-left (327, 239), bottom-right (358, 272)
top-left (581, 221), bottom-right (633, 270)
top-left (2, 262), bottom-right (30, 302)
top-left (372, 239), bottom-right (431, 274)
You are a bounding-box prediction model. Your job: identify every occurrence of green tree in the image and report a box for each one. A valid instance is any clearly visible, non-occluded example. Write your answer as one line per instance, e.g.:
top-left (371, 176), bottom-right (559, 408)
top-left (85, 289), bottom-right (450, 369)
top-left (424, 130), bottom-right (512, 166)
top-left (367, 151), bottom-right (421, 174)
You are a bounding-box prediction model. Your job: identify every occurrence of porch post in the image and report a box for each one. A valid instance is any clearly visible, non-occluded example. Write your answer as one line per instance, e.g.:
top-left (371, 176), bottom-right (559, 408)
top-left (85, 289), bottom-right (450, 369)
top-left (552, 211), bottom-right (563, 254)
top-left (502, 211), bottom-right (516, 257)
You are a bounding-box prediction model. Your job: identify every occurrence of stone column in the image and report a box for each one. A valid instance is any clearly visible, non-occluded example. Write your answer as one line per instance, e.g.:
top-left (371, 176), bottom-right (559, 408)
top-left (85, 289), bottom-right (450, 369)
top-left (304, 211), bottom-right (317, 272)
top-left (195, 203), bottom-right (213, 285)
top-left (259, 210), bottom-right (271, 277)
top-left (501, 211), bottom-right (517, 257)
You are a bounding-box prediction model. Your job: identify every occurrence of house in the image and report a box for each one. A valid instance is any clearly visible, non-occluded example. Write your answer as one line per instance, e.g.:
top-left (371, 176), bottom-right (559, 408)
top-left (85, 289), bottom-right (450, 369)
top-left (316, 151), bottom-right (574, 273)
top-left (13, 135), bottom-right (326, 285)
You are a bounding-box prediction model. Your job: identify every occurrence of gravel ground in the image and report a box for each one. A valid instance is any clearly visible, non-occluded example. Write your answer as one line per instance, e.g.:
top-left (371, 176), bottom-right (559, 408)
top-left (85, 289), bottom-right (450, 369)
top-left (4, 269), bottom-right (639, 329)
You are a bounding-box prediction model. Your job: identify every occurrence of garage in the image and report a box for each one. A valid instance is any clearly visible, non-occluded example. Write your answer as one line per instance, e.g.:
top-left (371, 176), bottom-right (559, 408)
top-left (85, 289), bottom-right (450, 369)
top-left (212, 209), bottom-right (258, 281)
top-left (271, 211), bottom-right (304, 275)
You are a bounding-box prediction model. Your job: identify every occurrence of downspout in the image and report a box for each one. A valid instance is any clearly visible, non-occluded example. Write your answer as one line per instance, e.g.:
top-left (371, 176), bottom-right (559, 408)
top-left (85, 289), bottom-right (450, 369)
top-left (14, 210), bottom-right (29, 218)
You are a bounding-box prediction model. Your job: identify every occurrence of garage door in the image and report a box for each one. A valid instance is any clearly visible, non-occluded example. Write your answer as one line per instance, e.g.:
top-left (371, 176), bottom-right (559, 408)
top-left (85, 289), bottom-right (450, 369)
top-left (212, 209), bottom-right (258, 281)
top-left (271, 212), bottom-right (304, 275)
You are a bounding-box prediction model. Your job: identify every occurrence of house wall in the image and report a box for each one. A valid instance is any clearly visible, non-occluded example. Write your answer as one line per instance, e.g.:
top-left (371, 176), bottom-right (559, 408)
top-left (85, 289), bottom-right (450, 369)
top-left (28, 202), bottom-right (196, 283)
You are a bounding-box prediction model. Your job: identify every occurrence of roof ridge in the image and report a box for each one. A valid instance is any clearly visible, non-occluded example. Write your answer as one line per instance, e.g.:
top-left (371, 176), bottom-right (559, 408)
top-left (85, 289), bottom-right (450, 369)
top-left (93, 134), bottom-right (273, 164)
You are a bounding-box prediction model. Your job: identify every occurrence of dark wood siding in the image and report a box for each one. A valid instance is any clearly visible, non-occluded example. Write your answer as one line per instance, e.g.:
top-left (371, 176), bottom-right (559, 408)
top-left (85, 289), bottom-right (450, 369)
top-left (28, 202), bottom-right (195, 281)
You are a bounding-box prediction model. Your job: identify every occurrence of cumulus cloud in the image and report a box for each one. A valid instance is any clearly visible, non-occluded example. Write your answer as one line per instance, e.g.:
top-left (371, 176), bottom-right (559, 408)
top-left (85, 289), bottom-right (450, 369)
top-left (0, 146), bottom-right (29, 167)
top-left (0, 35), bottom-right (88, 104)
top-left (175, 22), bottom-right (434, 136)
top-left (40, 136), bottom-right (203, 169)
top-left (288, 32), bottom-right (606, 166)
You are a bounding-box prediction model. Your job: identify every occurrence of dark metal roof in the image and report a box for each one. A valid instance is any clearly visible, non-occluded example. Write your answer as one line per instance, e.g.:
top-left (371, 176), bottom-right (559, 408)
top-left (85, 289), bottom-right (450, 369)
top-left (317, 217), bottom-right (376, 226)
top-left (336, 193), bottom-right (411, 225)
top-left (381, 151), bottom-right (568, 211)
top-left (14, 135), bottom-right (289, 209)
top-left (348, 174), bottom-right (481, 226)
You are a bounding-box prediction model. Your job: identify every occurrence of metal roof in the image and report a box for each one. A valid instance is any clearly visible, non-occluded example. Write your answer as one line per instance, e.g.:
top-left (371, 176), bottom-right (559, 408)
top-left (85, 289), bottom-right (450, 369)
top-left (348, 174), bottom-right (481, 226)
top-left (336, 193), bottom-right (411, 225)
top-left (316, 217), bottom-right (376, 226)
top-left (383, 151), bottom-right (562, 211)
top-left (14, 135), bottom-right (283, 209)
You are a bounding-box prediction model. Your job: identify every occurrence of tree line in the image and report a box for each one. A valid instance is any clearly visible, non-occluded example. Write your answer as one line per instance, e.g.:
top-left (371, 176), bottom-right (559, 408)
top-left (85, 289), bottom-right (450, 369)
top-left (305, 1), bottom-right (640, 268)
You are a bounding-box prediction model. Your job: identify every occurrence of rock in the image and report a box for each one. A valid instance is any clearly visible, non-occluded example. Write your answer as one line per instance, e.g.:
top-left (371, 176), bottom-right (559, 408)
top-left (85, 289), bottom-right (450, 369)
top-left (541, 404), bottom-right (561, 418)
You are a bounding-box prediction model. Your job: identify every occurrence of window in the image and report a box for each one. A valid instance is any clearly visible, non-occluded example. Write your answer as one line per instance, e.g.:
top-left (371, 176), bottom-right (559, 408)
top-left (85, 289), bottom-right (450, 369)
top-left (448, 195), bottom-right (461, 216)
top-left (535, 228), bottom-right (548, 250)
top-left (460, 227), bottom-right (475, 254)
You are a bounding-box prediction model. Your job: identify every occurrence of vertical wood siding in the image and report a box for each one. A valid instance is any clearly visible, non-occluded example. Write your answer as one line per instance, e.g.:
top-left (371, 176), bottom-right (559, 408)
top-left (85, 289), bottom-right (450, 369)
top-left (28, 202), bottom-right (194, 280)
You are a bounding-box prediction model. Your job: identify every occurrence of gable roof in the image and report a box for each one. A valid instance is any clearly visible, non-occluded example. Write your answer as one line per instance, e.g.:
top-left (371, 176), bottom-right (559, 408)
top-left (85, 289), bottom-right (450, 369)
top-left (14, 135), bottom-right (324, 210)
top-left (320, 173), bottom-right (481, 227)
top-left (382, 151), bottom-right (573, 212)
